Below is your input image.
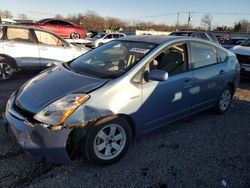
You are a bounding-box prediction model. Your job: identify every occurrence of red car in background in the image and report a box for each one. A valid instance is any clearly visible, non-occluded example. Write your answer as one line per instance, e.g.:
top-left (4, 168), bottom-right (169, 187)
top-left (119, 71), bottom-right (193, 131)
top-left (34, 18), bottom-right (87, 39)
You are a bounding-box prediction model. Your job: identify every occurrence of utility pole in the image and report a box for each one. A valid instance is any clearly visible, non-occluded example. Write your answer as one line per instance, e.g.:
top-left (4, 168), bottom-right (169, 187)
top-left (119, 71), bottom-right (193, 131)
top-left (176, 12), bottom-right (179, 31)
top-left (187, 12), bottom-right (192, 32)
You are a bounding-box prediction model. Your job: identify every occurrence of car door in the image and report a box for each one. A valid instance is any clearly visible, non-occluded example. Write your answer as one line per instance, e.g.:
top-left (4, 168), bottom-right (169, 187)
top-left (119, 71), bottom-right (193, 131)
top-left (34, 29), bottom-right (74, 68)
top-left (57, 20), bottom-right (72, 38)
top-left (141, 42), bottom-right (194, 132)
top-left (2, 27), bottom-right (40, 68)
top-left (189, 41), bottom-right (226, 110)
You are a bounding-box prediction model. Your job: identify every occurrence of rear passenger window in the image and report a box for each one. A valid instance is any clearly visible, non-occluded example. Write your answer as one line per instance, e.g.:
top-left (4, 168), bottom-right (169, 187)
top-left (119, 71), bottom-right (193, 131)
top-left (190, 42), bottom-right (217, 69)
top-left (6, 28), bottom-right (33, 43)
top-left (216, 48), bottom-right (228, 62)
top-left (113, 34), bottom-right (119, 38)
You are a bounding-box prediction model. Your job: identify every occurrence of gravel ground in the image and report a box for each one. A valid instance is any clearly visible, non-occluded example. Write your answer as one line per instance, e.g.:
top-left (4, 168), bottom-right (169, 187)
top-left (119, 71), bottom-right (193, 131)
top-left (0, 72), bottom-right (249, 188)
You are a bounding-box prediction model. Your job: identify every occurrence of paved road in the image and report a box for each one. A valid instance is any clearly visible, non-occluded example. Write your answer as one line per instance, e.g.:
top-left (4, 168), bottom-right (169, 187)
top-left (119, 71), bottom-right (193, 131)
top-left (0, 72), bottom-right (249, 188)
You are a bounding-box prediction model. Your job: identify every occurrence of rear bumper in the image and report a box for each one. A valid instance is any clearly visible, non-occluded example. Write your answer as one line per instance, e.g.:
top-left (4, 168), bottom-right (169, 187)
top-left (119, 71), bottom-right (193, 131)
top-left (2, 94), bottom-right (73, 164)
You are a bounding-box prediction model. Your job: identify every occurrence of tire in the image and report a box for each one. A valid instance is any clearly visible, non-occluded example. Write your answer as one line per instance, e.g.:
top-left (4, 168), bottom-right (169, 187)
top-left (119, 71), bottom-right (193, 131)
top-left (84, 116), bottom-right (132, 165)
top-left (70, 32), bottom-right (80, 39)
top-left (214, 86), bottom-right (233, 114)
top-left (0, 58), bottom-right (16, 81)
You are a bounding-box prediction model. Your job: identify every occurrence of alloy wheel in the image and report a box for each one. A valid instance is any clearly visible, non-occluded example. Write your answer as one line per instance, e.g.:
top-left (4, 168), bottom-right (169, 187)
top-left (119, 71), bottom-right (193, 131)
top-left (93, 124), bottom-right (126, 160)
top-left (71, 32), bottom-right (80, 39)
top-left (219, 89), bottom-right (232, 112)
top-left (0, 62), bottom-right (13, 80)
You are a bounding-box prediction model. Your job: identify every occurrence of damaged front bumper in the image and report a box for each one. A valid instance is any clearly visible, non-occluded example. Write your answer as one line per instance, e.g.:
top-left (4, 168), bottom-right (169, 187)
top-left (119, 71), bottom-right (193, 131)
top-left (2, 95), bottom-right (74, 164)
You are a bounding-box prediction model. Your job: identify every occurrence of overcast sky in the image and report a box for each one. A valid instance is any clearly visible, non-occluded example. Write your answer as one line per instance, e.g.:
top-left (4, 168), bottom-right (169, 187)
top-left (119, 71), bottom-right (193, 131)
top-left (1, 0), bottom-right (250, 27)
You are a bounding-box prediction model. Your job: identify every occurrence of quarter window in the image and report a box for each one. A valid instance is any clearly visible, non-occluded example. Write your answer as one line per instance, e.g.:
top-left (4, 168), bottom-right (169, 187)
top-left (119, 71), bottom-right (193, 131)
top-left (190, 42), bottom-right (217, 68)
top-left (35, 30), bottom-right (63, 46)
top-left (6, 28), bottom-right (33, 43)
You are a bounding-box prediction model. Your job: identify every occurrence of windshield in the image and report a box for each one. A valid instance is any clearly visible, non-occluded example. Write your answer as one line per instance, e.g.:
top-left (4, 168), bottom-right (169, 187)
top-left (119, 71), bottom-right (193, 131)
top-left (240, 38), bottom-right (250, 47)
top-left (93, 33), bottom-right (106, 39)
top-left (69, 40), bottom-right (156, 79)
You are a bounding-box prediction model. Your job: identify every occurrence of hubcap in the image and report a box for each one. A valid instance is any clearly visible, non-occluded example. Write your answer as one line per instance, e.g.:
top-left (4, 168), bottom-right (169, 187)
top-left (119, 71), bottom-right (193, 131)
top-left (219, 89), bottom-right (231, 111)
top-left (0, 62), bottom-right (13, 80)
top-left (94, 124), bottom-right (126, 160)
top-left (71, 32), bottom-right (80, 39)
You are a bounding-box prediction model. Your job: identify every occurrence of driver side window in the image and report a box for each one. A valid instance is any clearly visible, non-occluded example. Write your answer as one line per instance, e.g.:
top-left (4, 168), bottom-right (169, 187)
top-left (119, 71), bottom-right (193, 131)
top-left (133, 42), bottom-right (188, 83)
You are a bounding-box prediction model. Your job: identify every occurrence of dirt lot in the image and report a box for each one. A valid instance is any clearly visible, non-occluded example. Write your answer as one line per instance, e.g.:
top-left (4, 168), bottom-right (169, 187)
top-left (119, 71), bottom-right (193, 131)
top-left (0, 72), bottom-right (249, 188)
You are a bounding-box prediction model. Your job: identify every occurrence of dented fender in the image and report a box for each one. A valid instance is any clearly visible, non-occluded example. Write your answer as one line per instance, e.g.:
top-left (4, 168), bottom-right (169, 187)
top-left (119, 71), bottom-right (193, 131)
top-left (64, 105), bottom-right (115, 127)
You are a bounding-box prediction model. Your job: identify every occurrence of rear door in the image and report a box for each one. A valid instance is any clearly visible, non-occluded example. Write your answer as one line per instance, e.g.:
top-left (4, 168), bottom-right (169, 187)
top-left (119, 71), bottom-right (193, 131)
top-left (2, 26), bottom-right (40, 68)
top-left (189, 41), bottom-right (226, 110)
top-left (34, 29), bottom-right (74, 68)
top-left (57, 20), bottom-right (73, 38)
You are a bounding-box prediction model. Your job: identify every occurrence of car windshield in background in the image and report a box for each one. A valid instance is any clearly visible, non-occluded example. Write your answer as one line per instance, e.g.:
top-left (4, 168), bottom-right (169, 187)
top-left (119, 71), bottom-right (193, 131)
top-left (240, 38), bottom-right (250, 47)
top-left (93, 33), bottom-right (106, 39)
top-left (69, 40), bottom-right (156, 78)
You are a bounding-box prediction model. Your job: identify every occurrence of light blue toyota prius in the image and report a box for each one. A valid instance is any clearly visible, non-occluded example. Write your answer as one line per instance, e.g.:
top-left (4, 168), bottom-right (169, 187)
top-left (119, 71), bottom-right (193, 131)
top-left (3, 35), bottom-right (240, 165)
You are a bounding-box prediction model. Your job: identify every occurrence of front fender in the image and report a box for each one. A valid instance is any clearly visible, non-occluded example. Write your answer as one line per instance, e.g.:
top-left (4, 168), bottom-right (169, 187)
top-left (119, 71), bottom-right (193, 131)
top-left (64, 105), bottom-right (115, 127)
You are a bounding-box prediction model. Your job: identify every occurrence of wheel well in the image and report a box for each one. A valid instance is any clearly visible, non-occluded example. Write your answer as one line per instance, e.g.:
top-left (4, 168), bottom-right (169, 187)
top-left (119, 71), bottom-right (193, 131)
top-left (227, 82), bottom-right (235, 95)
top-left (117, 114), bottom-right (136, 139)
top-left (0, 54), bottom-right (17, 69)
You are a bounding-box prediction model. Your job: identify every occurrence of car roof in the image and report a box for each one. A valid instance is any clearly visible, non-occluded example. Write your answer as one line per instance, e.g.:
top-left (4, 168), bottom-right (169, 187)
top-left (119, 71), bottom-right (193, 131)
top-left (118, 35), bottom-right (184, 44)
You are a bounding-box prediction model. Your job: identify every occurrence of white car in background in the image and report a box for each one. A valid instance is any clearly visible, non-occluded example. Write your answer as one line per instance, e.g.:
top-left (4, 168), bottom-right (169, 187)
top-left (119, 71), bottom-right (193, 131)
top-left (230, 38), bottom-right (250, 79)
top-left (85, 32), bottom-right (126, 48)
top-left (0, 25), bottom-right (90, 80)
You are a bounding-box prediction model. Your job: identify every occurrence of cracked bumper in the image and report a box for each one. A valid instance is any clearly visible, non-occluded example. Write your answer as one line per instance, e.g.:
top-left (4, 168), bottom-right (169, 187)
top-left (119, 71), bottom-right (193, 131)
top-left (2, 96), bottom-right (73, 164)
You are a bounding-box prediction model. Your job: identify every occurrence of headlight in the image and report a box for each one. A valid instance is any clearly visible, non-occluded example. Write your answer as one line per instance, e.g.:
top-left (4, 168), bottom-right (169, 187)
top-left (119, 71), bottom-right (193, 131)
top-left (34, 94), bottom-right (90, 126)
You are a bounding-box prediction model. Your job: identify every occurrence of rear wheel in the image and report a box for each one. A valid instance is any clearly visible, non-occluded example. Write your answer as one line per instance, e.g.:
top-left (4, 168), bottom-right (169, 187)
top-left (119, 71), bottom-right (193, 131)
top-left (84, 116), bottom-right (132, 165)
top-left (214, 86), bottom-right (233, 114)
top-left (0, 61), bottom-right (14, 81)
top-left (70, 32), bottom-right (80, 39)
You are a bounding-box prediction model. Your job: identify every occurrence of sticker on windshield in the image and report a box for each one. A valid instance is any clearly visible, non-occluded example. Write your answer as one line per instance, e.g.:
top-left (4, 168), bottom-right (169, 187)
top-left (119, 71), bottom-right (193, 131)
top-left (130, 48), bottom-right (150, 54)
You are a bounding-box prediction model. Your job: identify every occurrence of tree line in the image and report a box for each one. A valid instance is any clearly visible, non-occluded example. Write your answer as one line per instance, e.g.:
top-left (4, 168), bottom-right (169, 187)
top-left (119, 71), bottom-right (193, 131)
top-left (1, 9), bottom-right (250, 32)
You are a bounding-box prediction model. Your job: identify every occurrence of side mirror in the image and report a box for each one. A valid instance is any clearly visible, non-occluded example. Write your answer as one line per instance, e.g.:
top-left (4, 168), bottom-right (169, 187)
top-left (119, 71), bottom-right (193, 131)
top-left (147, 69), bottom-right (169, 81)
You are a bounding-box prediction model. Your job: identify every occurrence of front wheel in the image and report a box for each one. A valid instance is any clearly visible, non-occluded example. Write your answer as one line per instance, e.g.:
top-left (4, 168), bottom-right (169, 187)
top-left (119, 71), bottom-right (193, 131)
top-left (214, 86), bottom-right (233, 114)
top-left (84, 116), bottom-right (132, 165)
top-left (70, 32), bottom-right (80, 39)
top-left (0, 61), bottom-right (14, 81)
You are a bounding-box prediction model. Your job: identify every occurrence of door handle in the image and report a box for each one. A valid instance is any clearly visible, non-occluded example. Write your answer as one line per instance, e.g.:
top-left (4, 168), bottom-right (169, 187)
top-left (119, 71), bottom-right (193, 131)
top-left (183, 79), bottom-right (193, 88)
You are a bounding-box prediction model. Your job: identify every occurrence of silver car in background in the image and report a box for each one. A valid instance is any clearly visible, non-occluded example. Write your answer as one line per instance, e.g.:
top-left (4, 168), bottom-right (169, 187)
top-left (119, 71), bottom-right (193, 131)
top-left (0, 25), bottom-right (90, 80)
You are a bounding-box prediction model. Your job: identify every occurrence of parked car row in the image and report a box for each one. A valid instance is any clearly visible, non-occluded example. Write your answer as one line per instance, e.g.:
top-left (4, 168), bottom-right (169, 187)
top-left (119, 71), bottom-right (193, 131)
top-left (0, 25), bottom-right (90, 80)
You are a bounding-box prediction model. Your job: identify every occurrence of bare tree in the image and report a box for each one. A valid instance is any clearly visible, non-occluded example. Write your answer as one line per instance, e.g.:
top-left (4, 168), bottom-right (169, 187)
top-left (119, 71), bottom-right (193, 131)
top-left (0, 9), bottom-right (13, 18)
top-left (54, 14), bottom-right (64, 19)
top-left (201, 14), bottom-right (213, 31)
top-left (18, 13), bottom-right (28, 20)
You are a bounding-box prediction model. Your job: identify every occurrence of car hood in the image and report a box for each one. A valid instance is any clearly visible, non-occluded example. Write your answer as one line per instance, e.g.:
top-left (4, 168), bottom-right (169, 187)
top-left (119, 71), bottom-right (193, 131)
top-left (230, 45), bottom-right (250, 56)
top-left (15, 65), bottom-right (108, 114)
